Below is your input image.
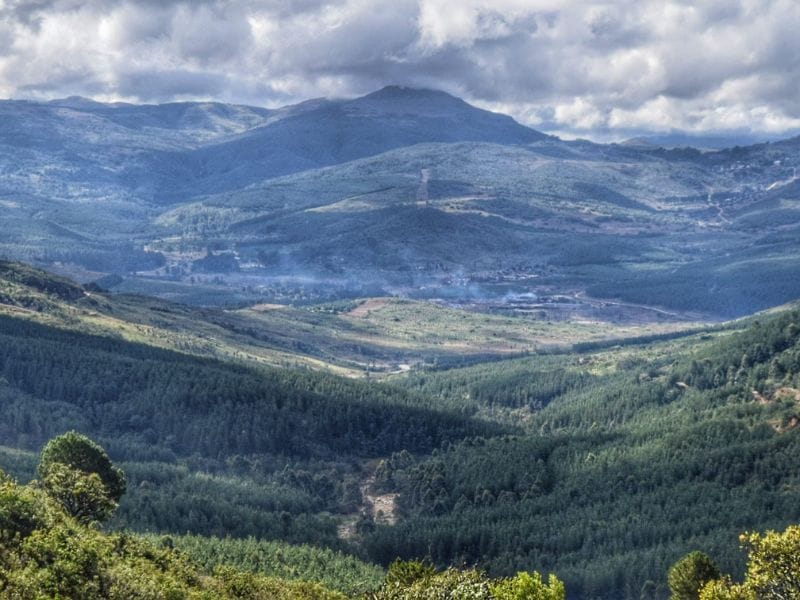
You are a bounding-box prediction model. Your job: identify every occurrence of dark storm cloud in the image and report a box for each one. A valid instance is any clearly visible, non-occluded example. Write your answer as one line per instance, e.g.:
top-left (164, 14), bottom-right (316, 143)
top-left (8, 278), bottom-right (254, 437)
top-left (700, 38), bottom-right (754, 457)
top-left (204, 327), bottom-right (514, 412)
top-left (1, 0), bottom-right (799, 138)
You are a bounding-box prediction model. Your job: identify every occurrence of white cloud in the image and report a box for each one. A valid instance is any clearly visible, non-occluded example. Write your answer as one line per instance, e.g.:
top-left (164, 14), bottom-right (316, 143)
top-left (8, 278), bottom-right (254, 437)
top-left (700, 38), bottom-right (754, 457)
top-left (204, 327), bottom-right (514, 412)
top-left (0, 0), bottom-right (798, 138)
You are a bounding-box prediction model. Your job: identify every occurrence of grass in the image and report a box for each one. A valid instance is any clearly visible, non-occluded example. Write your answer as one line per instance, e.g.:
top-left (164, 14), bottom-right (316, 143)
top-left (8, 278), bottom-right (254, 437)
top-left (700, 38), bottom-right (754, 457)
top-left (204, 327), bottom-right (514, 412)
top-left (0, 262), bottom-right (710, 378)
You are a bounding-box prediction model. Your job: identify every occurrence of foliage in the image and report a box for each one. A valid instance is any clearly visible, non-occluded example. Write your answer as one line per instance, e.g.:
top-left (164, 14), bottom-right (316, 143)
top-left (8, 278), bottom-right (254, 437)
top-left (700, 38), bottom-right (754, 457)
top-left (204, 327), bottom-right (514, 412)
top-left (491, 571), bottom-right (566, 600)
top-left (37, 431), bottom-right (126, 524)
top-left (2, 454), bottom-right (568, 600)
top-left (373, 562), bottom-right (564, 600)
top-left (700, 525), bottom-right (800, 600)
top-left (0, 473), bottom-right (44, 542)
top-left (38, 431), bottom-right (126, 501)
top-left (0, 464), bottom-right (348, 599)
top-left (668, 552), bottom-right (720, 600)
top-left (374, 567), bottom-right (493, 600)
top-left (150, 533), bottom-right (385, 596)
top-left (214, 565), bottom-right (346, 600)
top-left (385, 558), bottom-right (436, 586)
top-left (40, 463), bottom-right (118, 524)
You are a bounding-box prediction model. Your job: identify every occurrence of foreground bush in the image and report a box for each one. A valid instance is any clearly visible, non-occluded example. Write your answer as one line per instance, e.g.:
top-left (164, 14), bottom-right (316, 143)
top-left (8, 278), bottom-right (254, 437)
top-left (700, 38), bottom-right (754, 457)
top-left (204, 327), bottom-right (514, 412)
top-left (699, 525), bottom-right (800, 600)
top-left (372, 560), bottom-right (565, 600)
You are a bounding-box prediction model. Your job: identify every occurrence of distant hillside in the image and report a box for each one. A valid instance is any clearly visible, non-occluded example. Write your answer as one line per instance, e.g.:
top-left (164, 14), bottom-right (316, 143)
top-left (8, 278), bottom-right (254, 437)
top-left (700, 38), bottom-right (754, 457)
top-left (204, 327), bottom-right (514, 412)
top-left (0, 260), bottom-right (700, 377)
top-left (179, 86), bottom-right (548, 198)
top-left (620, 131), bottom-right (778, 149)
top-left (1, 87), bottom-right (800, 317)
top-left (152, 139), bottom-right (800, 317)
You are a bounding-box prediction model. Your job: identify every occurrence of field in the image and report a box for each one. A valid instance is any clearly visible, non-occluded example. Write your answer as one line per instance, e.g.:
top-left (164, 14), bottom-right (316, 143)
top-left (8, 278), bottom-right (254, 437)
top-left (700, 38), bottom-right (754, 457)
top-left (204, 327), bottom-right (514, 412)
top-left (0, 261), bottom-right (706, 376)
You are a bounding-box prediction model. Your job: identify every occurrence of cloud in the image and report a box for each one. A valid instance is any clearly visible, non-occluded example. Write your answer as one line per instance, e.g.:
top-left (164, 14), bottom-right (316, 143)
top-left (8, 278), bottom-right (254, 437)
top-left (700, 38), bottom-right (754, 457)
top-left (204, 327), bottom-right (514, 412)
top-left (0, 0), bottom-right (798, 138)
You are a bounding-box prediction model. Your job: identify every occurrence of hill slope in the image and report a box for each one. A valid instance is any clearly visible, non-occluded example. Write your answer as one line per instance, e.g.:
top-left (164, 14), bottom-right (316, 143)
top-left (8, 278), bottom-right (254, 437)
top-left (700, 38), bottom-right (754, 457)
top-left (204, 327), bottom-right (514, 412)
top-left (3, 88), bottom-right (800, 317)
top-left (366, 305), bottom-right (800, 598)
top-left (0, 263), bottom-right (508, 548)
top-left (0, 260), bottom-right (701, 376)
top-left (1, 261), bottom-right (800, 598)
top-left (149, 139), bottom-right (800, 317)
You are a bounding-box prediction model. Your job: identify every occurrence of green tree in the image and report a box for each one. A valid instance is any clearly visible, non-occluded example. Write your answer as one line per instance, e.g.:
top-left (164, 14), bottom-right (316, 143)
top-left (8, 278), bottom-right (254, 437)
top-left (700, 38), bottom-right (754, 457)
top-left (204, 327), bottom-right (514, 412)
top-left (701, 525), bottom-right (800, 600)
top-left (375, 567), bottom-right (493, 600)
top-left (0, 469), bottom-right (43, 540)
top-left (668, 551), bottom-right (721, 600)
top-left (491, 571), bottom-right (566, 600)
top-left (37, 432), bottom-right (126, 523)
top-left (40, 463), bottom-right (118, 524)
top-left (385, 558), bottom-right (437, 586)
top-left (699, 578), bottom-right (750, 600)
top-left (374, 563), bottom-right (566, 600)
top-left (741, 525), bottom-right (800, 598)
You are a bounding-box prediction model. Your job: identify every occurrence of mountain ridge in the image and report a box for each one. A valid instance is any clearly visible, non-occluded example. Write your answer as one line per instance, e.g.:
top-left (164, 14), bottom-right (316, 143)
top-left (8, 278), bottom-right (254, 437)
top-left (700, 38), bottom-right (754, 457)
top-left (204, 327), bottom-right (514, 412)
top-left (1, 86), bottom-right (800, 318)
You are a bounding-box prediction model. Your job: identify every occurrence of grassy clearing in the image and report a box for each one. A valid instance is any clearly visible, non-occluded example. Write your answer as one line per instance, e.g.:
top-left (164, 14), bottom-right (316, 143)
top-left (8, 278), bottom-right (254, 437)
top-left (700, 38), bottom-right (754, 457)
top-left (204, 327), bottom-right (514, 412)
top-left (0, 261), bottom-right (707, 378)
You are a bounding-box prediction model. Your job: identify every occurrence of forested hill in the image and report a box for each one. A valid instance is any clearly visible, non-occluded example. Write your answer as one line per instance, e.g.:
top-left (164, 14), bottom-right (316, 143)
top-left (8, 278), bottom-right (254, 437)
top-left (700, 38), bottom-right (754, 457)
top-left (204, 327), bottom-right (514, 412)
top-left (0, 261), bottom-right (506, 548)
top-left (367, 305), bottom-right (800, 598)
top-left (2, 260), bottom-right (800, 598)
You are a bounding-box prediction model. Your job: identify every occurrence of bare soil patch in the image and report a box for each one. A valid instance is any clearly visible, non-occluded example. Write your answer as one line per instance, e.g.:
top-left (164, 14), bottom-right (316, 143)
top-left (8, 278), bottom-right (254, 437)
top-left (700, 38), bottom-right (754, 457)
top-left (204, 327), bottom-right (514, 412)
top-left (347, 298), bottom-right (391, 318)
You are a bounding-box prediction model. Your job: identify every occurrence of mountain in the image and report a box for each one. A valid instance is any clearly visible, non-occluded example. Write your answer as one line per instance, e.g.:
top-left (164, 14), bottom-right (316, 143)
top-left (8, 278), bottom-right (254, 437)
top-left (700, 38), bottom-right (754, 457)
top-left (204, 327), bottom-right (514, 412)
top-left (620, 130), bottom-right (800, 150)
top-left (142, 85), bottom-right (549, 201)
top-left (0, 86), bottom-right (543, 203)
top-left (1, 87), bottom-right (800, 318)
top-left (152, 138), bottom-right (800, 317)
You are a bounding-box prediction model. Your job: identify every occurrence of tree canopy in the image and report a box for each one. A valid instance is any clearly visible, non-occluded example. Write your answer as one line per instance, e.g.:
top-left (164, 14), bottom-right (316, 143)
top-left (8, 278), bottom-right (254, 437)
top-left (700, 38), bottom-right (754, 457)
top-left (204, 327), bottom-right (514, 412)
top-left (37, 431), bottom-right (126, 523)
top-left (668, 551), bottom-right (720, 600)
top-left (700, 525), bottom-right (800, 600)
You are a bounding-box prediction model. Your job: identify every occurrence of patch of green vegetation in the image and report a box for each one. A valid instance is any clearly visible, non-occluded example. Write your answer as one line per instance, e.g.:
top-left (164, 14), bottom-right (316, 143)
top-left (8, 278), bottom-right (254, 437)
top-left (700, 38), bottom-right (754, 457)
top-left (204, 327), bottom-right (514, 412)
top-left (0, 261), bottom-right (704, 377)
top-left (2, 262), bottom-right (800, 599)
top-left (0, 451), bottom-right (347, 599)
top-left (151, 534), bottom-right (385, 596)
top-left (0, 303), bottom-right (504, 548)
top-left (365, 307), bottom-right (800, 598)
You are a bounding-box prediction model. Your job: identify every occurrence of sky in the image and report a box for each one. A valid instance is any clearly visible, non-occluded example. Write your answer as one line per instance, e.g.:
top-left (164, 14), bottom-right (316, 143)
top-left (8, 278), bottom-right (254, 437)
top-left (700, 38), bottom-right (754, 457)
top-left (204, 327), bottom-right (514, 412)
top-left (1, 0), bottom-right (799, 141)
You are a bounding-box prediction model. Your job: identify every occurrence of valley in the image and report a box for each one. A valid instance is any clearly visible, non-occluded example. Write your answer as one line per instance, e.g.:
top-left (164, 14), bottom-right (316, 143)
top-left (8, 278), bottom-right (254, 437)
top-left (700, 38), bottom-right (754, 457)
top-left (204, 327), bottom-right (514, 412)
top-left (2, 262), bottom-right (800, 599)
top-left (5, 0), bottom-right (800, 597)
top-left (0, 260), bottom-right (701, 377)
top-left (2, 87), bottom-right (800, 600)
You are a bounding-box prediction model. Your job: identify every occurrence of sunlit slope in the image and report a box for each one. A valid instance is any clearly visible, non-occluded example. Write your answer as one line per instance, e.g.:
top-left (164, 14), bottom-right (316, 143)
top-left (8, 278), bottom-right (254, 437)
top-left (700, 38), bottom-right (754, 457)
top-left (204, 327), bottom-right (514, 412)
top-left (0, 261), bottom-right (703, 375)
top-left (366, 304), bottom-right (800, 598)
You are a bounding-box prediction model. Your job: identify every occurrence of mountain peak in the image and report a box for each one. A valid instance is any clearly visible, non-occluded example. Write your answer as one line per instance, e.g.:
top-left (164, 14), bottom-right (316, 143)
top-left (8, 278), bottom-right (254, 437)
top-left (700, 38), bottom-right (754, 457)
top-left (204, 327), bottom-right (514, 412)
top-left (48, 96), bottom-right (108, 110)
top-left (343, 85), bottom-right (547, 144)
top-left (363, 85), bottom-right (462, 103)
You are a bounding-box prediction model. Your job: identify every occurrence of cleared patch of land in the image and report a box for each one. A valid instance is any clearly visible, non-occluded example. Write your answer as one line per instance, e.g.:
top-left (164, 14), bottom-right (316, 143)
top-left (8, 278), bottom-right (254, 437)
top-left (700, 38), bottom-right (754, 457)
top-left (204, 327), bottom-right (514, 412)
top-left (0, 263), bottom-right (707, 377)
